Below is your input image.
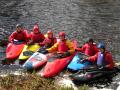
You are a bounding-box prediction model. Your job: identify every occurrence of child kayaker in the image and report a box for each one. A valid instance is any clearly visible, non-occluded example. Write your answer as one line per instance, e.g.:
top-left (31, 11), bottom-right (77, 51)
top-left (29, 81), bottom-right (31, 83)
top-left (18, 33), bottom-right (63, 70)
top-left (27, 24), bottom-right (45, 44)
top-left (75, 38), bottom-right (98, 56)
top-left (9, 24), bottom-right (29, 43)
top-left (41, 31), bottom-right (75, 57)
top-left (84, 42), bottom-right (114, 70)
top-left (39, 29), bottom-right (57, 48)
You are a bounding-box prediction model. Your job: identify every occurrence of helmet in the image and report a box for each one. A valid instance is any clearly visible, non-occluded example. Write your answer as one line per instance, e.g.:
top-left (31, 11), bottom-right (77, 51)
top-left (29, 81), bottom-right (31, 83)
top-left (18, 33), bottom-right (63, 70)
top-left (47, 30), bottom-right (53, 34)
top-left (16, 24), bottom-right (23, 28)
top-left (59, 31), bottom-right (65, 36)
top-left (33, 24), bottom-right (39, 33)
top-left (97, 43), bottom-right (105, 49)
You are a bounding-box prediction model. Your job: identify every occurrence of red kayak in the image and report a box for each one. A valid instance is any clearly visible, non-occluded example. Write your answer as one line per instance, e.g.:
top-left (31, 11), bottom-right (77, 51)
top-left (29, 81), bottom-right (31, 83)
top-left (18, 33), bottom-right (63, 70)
top-left (38, 53), bottom-right (75, 78)
top-left (38, 39), bottom-right (77, 78)
top-left (6, 42), bottom-right (25, 60)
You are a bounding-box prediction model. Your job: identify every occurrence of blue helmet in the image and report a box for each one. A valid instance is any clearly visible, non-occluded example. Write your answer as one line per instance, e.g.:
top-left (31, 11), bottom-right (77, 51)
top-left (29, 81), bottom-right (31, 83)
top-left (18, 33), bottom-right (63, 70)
top-left (97, 43), bottom-right (105, 49)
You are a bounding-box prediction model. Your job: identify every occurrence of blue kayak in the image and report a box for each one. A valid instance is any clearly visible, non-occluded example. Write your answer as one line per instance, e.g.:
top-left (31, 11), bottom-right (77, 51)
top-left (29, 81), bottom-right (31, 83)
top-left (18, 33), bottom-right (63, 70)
top-left (67, 52), bottom-right (92, 71)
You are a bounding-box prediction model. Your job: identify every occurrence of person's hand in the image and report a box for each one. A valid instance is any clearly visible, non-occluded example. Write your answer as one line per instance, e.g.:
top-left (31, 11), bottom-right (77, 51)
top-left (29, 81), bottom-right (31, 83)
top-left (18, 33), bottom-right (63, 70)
top-left (64, 51), bottom-right (70, 56)
top-left (75, 48), bottom-right (78, 51)
top-left (10, 40), bottom-right (14, 43)
top-left (27, 42), bottom-right (30, 45)
top-left (27, 41), bottom-right (33, 45)
top-left (82, 55), bottom-right (89, 60)
top-left (13, 39), bottom-right (18, 42)
top-left (97, 65), bottom-right (106, 70)
top-left (79, 58), bottom-right (88, 63)
top-left (40, 49), bottom-right (48, 54)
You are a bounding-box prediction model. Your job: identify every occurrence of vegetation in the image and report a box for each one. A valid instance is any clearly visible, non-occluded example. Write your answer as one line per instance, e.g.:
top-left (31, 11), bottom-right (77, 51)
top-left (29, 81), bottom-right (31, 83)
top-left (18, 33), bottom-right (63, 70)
top-left (0, 73), bottom-right (89, 90)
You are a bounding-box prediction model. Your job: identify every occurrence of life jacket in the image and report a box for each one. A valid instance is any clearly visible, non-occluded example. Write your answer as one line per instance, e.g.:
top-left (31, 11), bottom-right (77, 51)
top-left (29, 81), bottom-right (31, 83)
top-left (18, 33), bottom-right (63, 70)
top-left (43, 37), bottom-right (54, 47)
top-left (58, 40), bottom-right (69, 53)
top-left (97, 52), bottom-right (106, 66)
top-left (30, 32), bottom-right (44, 43)
top-left (50, 37), bottom-right (56, 45)
top-left (14, 31), bottom-right (26, 41)
top-left (84, 44), bottom-right (96, 56)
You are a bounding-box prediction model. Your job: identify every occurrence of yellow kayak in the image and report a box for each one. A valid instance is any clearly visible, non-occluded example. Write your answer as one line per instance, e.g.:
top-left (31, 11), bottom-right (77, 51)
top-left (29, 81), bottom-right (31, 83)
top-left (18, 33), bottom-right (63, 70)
top-left (18, 43), bottom-right (40, 60)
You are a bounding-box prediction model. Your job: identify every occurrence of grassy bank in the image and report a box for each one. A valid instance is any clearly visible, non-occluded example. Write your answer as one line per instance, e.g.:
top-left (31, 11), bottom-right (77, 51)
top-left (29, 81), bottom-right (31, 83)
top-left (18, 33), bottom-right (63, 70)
top-left (0, 73), bottom-right (89, 90)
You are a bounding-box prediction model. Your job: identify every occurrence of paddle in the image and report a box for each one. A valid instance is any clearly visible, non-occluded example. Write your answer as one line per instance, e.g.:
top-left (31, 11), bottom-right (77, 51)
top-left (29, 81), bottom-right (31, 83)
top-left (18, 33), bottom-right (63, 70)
top-left (69, 62), bottom-right (120, 78)
top-left (76, 62), bottom-right (120, 73)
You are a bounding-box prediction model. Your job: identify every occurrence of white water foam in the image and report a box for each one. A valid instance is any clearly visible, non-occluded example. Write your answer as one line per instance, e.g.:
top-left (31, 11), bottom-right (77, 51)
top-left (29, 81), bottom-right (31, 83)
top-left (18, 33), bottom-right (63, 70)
top-left (57, 74), bottom-right (78, 90)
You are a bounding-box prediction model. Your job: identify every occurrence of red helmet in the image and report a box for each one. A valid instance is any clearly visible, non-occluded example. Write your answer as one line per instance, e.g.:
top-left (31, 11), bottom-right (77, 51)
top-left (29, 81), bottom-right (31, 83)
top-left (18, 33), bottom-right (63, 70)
top-left (33, 24), bottom-right (39, 33)
top-left (59, 31), bottom-right (65, 36)
top-left (47, 30), bottom-right (53, 34)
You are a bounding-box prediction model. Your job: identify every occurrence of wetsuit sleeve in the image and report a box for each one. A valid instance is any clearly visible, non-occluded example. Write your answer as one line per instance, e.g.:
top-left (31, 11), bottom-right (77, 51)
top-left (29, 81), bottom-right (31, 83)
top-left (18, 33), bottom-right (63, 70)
top-left (76, 44), bottom-right (86, 53)
top-left (105, 53), bottom-right (114, 69)
top-left (88, 53), bottom-right (98, 62)
top-left (23, 30), bottom-right (29, 42)
top-left (9, 32), bottom-right (16, 42)
top-left (93, 45), bottom-right (99, 54)
top-left (40, 33), bottom-right (45, 42)
top-left (66, 40), bottom-right (75, 54)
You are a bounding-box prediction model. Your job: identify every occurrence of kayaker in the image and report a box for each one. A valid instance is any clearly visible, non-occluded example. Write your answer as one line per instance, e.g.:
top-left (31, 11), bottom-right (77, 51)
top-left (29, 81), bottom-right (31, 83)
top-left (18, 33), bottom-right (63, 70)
top-left (27, 24), bottom-right (45, 44)
top-left (41, 31), bottom-right (75, 57)
top-left (75, 38), bottom-right (98, 56)
top-left (39, 29), bottom-right (57, 48)
top-left (9, 24), bottom-right (29, 43)
top-left (84, 43), bottom-right (114, 70)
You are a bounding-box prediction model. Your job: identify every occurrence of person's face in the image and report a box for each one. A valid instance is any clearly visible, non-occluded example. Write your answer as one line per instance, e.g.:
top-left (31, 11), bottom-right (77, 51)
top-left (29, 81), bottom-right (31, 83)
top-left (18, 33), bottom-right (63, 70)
top-left (59, 35), bottom-right (65, 41)
top-left (48, 33), bottom-right (53, 38)
top-left (16, 27), bottom-right (22, 32)
top-left (99, 48), bottom-right (104, 53)
top-left (88, 42), bottom-right (93, 45)
top-left (34, 29), bottom-right (39, 34)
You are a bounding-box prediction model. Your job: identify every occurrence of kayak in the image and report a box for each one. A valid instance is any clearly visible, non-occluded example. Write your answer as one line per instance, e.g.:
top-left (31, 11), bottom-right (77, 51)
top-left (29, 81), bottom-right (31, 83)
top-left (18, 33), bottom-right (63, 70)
top-left (38, 40), bottom-right (77, 78)
top-left (18, 44), bottom-right (40, 60)
top-left (69, 67), bottom-right (119, 82)
top-left (67, 52), bottom-right (92, 72)
top-left (22, 52), bottom-right (54, 70)
top-left (6, 42), bottom-right (25, 60)
top-left (69, 63), bottom-right (120, 82)
top-left (22, 38), bottom-right (60, 70)
top-left (18, 33), bottom-right (47, 61)
top-left (38, 53), bottom-right (76, 78)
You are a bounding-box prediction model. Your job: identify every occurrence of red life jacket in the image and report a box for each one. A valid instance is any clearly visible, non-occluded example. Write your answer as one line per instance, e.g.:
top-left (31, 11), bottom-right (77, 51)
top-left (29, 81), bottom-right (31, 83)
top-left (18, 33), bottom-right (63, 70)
top-left (84, 44), bottom-right (97, 56)
top-left (45, 37), bottom-right (56, 46)
top-left (58, 40), bottom-right (69, 53)
top-left (9, 30), bottom-right (28, 42)
top-left (30, 32), bottom-right (45, 43)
